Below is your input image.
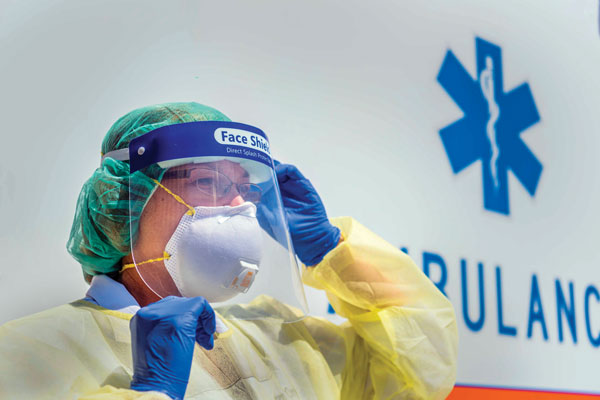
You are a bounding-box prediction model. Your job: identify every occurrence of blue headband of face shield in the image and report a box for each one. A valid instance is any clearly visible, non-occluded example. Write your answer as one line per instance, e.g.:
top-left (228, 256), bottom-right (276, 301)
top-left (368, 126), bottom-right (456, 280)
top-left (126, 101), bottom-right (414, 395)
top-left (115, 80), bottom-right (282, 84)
top-left (101, 121), bottom-right (273, 177)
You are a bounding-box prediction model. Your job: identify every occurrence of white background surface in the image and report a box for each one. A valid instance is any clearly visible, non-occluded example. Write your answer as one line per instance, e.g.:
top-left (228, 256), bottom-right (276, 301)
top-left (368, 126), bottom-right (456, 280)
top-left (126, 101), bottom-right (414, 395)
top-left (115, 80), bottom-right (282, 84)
top-left (1, 0), bottom-right (599, 393)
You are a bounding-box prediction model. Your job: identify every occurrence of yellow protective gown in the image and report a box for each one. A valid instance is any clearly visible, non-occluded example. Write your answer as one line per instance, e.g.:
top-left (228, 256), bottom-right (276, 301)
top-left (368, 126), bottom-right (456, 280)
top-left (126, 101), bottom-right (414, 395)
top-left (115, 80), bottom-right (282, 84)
top-left (0, 217), bottom-right (457, 399)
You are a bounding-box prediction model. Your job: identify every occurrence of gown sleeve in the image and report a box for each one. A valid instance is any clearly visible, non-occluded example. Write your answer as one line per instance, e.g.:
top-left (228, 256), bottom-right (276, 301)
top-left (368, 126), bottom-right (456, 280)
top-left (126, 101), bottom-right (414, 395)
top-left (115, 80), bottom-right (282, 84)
top-left (301, 217), bottom-right (458, 400)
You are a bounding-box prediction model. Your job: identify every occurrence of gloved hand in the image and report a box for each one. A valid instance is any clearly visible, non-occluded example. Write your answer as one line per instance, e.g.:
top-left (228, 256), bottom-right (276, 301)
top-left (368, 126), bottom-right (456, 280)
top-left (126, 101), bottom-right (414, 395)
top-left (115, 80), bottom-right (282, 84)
top-left (275, 162), bottom-right (341, 266)
top-left (130, 296), bottom-right (216, 400)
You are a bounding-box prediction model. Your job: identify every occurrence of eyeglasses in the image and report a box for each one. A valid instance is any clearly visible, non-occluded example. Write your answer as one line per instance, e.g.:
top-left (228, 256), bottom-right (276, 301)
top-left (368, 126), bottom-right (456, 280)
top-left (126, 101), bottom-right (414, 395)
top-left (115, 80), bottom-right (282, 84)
top-left (163, 167), bottom-right (262, 204)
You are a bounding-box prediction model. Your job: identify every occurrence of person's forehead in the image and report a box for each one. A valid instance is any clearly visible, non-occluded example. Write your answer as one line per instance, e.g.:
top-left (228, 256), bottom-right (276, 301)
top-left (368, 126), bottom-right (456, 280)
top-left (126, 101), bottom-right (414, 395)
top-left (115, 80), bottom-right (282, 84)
top-left (168, 160), bottom-right (250, 178)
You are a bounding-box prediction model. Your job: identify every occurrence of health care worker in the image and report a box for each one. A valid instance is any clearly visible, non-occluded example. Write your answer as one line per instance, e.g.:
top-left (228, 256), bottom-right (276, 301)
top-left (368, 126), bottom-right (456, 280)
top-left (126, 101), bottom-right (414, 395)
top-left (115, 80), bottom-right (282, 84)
top-left (0, 103), bottom-right (458, 399)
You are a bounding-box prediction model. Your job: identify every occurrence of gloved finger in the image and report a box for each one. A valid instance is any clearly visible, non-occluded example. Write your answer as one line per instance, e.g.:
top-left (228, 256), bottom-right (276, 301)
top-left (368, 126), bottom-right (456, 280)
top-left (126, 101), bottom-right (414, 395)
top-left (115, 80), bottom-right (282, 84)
top-left (187, 297), bottom-right (216, 348)
top-left (275, 164), bottom-right (314, 200)
top-left (273, 159), bottom-right (281, 167)
top-left (196, 326), bottom-right (215, 350)
top-left (275, 163), bottom-right (306, 184)
top-left (275, 163), bottom-right (304, 181)
top-left (135, 296), bottom-right (176, 320)
top-left (187, 297), bottom-right (215, 324)
top-left (196, 331), bottom-right (215, 350)
top-left (204, 334), bottom-right (215, 350)
top-left (200, 306), bottom-right (216, 335)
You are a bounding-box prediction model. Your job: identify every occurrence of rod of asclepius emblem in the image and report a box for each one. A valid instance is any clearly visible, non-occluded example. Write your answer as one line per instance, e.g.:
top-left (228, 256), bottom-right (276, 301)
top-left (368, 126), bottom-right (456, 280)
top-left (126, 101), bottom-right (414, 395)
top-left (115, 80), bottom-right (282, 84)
top-left (480, 56), bottom-right (501, 190)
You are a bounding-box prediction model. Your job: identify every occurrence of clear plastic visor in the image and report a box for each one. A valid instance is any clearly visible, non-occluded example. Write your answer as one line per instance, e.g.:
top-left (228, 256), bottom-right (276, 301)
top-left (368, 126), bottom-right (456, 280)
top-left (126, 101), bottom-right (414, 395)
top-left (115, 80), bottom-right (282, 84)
top-left (126, 135), bottom-right (308, 323)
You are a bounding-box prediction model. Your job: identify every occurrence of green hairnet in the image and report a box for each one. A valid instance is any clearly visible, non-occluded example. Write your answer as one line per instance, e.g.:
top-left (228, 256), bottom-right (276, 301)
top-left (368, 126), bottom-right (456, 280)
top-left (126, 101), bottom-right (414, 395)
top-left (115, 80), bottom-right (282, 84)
top-left (67, 102), bottom-right (231, 280)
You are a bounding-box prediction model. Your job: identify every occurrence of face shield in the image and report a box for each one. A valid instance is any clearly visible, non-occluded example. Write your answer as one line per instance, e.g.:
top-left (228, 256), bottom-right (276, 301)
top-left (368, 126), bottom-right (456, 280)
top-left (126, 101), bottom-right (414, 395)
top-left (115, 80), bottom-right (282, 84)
top-left (105, 121), bottom-right (308, 322)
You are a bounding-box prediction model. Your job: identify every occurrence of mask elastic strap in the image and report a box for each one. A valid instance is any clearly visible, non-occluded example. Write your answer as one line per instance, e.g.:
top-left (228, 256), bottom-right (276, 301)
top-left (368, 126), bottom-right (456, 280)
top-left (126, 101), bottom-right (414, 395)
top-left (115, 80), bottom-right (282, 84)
top-left (121, 251), bottom-right (171, 273)
top-left (151, 178), bottom-right (196, 216)
top-left (120, 179), bottom-right (195, 274)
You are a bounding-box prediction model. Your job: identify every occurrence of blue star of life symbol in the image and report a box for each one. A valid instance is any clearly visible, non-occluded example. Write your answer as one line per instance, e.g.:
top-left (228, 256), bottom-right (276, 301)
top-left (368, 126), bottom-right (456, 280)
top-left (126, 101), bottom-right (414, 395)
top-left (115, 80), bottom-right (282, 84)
top-left (437, 37), bottom-right (542, 215)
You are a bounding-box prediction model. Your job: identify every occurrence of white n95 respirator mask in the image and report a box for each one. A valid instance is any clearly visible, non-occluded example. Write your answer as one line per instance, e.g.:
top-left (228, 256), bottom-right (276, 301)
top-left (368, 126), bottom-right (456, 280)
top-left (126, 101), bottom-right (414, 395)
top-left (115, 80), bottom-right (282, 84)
top-left (163, 202), bottom-right (263, 303)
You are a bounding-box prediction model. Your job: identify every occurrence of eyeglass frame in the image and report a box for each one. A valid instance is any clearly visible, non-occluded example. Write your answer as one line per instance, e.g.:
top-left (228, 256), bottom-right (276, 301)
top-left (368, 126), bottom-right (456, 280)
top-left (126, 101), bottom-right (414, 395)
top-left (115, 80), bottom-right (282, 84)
top-left (162, 166), bottom-right (263, 203)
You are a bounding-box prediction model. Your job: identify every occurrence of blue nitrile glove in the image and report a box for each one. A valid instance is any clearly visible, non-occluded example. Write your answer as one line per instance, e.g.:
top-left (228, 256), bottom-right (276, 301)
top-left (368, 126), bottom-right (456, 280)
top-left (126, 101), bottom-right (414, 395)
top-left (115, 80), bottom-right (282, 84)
top-left (256, 179), bottom-right (286, 245)
top-left (275, 162), bottom-right (341, 266)
top-left (130, 296), bottom-right (216, 400)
